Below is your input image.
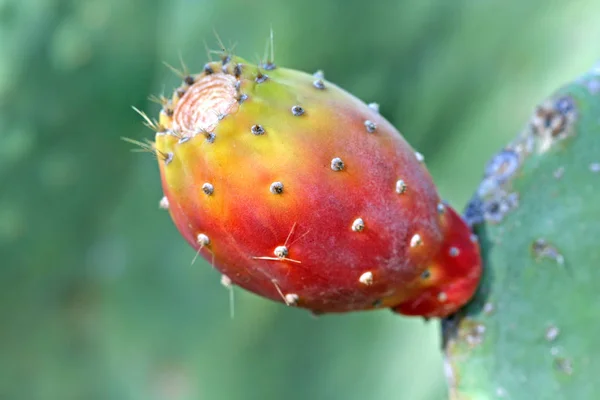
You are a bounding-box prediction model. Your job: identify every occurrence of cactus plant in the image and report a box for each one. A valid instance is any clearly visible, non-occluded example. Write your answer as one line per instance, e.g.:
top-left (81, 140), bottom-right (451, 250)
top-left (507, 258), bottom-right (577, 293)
top-left (142, 52), bottom-right (482, 319)
top-left (443, 65), bottom-right (600, 398)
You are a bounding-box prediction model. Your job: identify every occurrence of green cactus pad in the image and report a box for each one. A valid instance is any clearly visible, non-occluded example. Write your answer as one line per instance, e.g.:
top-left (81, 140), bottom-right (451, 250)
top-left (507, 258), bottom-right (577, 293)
top-left (443, 65), bottom-right (600, 399)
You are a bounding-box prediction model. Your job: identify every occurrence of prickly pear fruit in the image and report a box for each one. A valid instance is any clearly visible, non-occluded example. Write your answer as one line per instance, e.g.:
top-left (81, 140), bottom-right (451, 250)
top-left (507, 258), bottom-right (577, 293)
top-left (149, 54), bottom-right (482, 318)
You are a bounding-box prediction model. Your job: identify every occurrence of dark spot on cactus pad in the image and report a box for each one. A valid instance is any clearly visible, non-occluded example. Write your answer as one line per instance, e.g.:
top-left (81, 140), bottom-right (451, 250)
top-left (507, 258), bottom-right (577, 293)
top-left (485, 149), bottom-right (520, 184)
top-left (449, 247), bottom-right (460, 257)
top-left (554, 357), bottom-right (573, 375)
top-left (176, 88), bottom-right (186, 98)
top-left (164, 152), bottom-right (174, 165)
top-left (481, 191), bottom-right (519, 224)
top-left (251, 124), bottom-right (265, 135)
top-left (555, 96), bottom-right (575, 115)
top-left (291, 105), bottom-right (305, 116)
top-left (529, 97), bottom-right (577, 152)
top-left (531, 238), bottom-right (565, 265)
top-left (221, 54), bottom-right (231, 65)
top-left (421, 269), bottom-right (431, 279)
top-left (448, 318), bottom-right (487, 350)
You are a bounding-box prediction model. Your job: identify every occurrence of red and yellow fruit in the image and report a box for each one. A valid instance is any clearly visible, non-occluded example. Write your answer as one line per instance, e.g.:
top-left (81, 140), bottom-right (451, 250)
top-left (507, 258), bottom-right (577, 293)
top-left (148, 54), bottom-right (482, 318)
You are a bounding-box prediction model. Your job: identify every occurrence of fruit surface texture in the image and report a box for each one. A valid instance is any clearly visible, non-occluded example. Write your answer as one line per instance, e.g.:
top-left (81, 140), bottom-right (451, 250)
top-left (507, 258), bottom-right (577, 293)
top-left (150, 55), bottom-right (482, 318)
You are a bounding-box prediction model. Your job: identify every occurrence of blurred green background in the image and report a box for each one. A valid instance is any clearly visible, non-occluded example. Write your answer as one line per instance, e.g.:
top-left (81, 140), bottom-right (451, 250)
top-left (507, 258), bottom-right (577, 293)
top-left (1, 0), bottom-right (599, 399)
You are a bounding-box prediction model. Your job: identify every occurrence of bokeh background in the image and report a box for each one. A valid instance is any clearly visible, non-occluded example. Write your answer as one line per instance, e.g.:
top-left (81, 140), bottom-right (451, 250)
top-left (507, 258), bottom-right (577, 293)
top-left (2, 0), bottom-right (599, 399)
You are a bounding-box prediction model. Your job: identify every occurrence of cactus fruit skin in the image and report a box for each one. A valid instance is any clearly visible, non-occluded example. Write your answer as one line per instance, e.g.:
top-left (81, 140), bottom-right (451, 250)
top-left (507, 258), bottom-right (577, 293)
top-left (152, 56), bottom-right (482, 318)
top-left (443, 66), bottom-right (600, 398)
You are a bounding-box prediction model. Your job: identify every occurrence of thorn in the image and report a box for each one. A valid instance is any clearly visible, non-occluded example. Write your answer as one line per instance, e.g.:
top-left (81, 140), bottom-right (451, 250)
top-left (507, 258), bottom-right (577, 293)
top-left (271, 279), bottom-right (298, 306)
top-left (415, 152), bottom-right (425, 163)
top-left (221, 275), bottom-right (235, 319)
top-left (203, 39), bottom-right (214, 62)
top-left (211, 29), bottom-right (237, 65)
top-left (252, 255), bottom-right (301, 264)
top-left (169, 129), bottom-right (183, 139)
top-left (250, 222), bottom-right (308, 264)
top-left (148, 94), bottom-right (169, 107)
top-left (120, 137), bottom-right (169, 162)
top-left (313, 70), bottom-right (324, 80)
top-left (162, 60), bottom-right (188, 80)
top-left (131, 106), bottom-right (163, 132)
top-left (262, 27), bottom-right (276, 70)
top-left (191, 233), bottom-right (211, 265)
top-left (284, 293), bottom-right (299, 306)
top-left (195, 128), bottom-right (216, 143)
